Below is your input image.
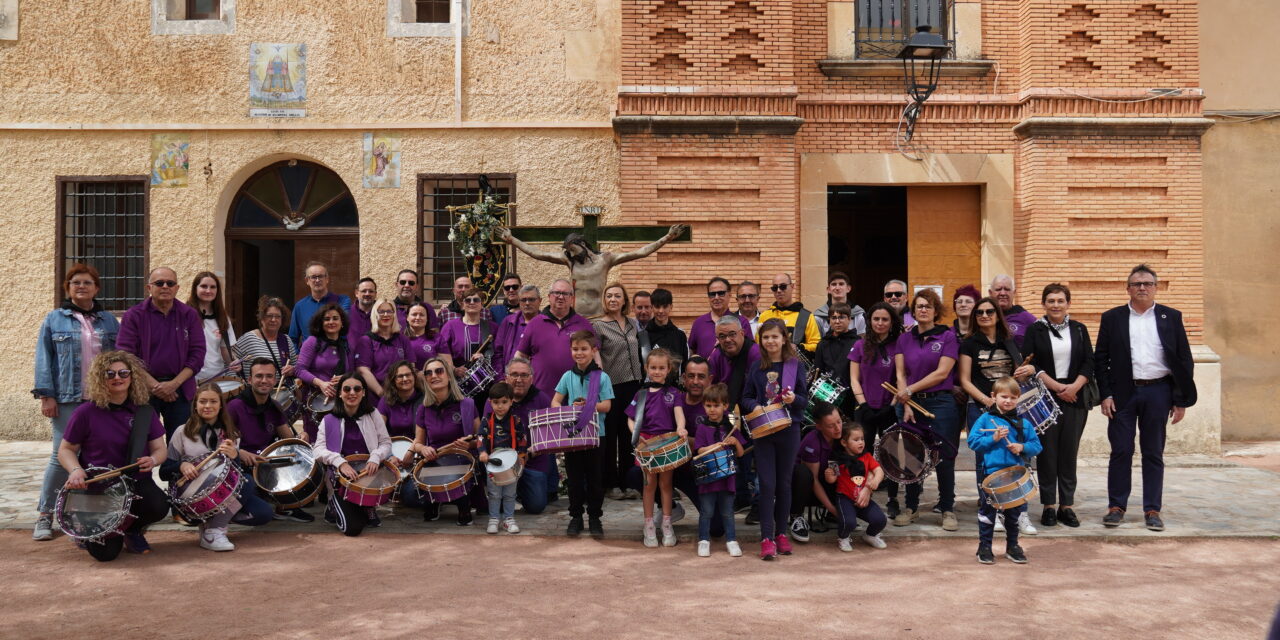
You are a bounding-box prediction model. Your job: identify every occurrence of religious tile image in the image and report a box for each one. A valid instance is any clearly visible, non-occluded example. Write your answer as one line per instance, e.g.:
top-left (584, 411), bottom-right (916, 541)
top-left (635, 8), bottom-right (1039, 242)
top-left (249, 43), bottom-right (306, 117)
top-left (362, 132), bottom-right (401, 188)
top-left (149, 133), bottom-right (189, 188)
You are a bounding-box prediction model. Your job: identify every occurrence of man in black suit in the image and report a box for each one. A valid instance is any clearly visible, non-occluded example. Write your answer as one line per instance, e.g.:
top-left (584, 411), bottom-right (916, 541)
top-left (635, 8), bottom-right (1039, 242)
top-left (1095, 264), bottom-right (1196, 532)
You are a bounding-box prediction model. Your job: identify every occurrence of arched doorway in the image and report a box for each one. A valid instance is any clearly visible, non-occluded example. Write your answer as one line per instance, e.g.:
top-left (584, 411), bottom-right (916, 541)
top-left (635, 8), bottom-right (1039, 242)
top-left (225, 159), bottom-right (359, 332)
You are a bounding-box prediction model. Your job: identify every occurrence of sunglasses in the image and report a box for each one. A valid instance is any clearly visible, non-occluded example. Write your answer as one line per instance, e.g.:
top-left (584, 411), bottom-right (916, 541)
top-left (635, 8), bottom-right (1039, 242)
top-left (707, 290), bottom-right (728, 298)
top-left (104, 369), bottom-right (132, 379)
top-left (503, 284), bottom-right (521, 291)
top-left (398, 279), bottom-right (417, 286)
top-left (770, 284), bottom-right (789, 292)
top-left (463, 297), bottom-right (483, 304)
top-left (150, 280), bottom-right (177, 288)
top-left (341, 385), bottom-right (364, 393)
top-left (884, 291), bottom-right (905, 298)
top-left (737, 293), bottom-right (758, 300)
top-left (974, 308), bottom-right (998, 317)
top-left (424, 367), bottom-right (447, 376)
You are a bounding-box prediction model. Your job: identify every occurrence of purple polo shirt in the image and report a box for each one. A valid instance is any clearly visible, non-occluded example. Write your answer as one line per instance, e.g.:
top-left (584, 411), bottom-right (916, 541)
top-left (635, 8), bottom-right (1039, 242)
top-left (514, 309), bottom-right (595, 396)
top-left (797, 429), bottom-right (834, 469)
top-left (348, 306), bottom-right (373, 348)
top-left (339, 417), bottom-right (370, 456)
top-left (437, 318), bottom-right (496, 363)
top-left (354, 333), bottom-right (413, 384)
top-left (708, 343), bottom-right (761, 384)
top-left (408, 333), bottom-right (439, 369)
top-left (849, 338), bottom-right (899, 409)
top-left (493, 312), bottom-right (534, 380)
top-left (226, 394), bottom-right (287, 454)
top-left (394, 298), bottom-right (438, 338)
top-left (693, 419), bottom-right (745, 494)
top-left (687, 312), bottom-right (752, 359)
top-left (297, 336), bottom-right (353, 385)
top-left (63, 401), bottom-right (165, 478)
top-left (894, 326), bottom-right (959, 392)
top-left (116, 298), bottom-right (205, 400)
top-left (625, 385), bottom-right (685, 438)
top-left (1002, 307), bottom-right (1038, 349)
top-left (681, 398), bottom-right (708, 440)
top-left (377, 392), bottom-right (422, 439)
top-left (419, 397), bottom-right (476, 448)
top-left (486, 387), bottom-right (553, 474)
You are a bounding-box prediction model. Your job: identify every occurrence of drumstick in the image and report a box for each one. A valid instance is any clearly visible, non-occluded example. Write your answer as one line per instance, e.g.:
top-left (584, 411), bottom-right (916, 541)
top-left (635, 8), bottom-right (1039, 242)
top-left (469, 334), bottom-right (495, 361)
top-left (85, 461), bottom-right (145, 484)
top-left (193, 451), bottom-right (221, 472)
top-left (264, 454), bottom-right (296, 461)
top-left (880, 382), bottom-right (937, 420)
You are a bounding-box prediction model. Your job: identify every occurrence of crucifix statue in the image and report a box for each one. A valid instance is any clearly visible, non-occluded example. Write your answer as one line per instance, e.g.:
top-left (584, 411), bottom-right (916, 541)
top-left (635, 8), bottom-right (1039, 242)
top-left (498, 205), bottom-right (690, 317)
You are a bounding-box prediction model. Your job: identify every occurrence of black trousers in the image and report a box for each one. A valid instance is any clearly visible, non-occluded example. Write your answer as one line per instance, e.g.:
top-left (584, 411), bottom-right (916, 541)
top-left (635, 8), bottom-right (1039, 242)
top-left (1037, 399), bottom-right (1089, 506)
top-left (565, 447), bottom-right (604, 519)
top-left (602, 380), bottom-right (639, 492)
top-left (86, 476), bottom-right (169, 562)
top-left (790, 463), bottom-right (839, 517)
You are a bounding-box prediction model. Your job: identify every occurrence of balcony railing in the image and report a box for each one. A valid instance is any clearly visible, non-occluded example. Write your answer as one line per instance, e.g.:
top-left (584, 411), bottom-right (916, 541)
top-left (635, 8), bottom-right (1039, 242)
top-left (855, 0), bottom-right (955, 59)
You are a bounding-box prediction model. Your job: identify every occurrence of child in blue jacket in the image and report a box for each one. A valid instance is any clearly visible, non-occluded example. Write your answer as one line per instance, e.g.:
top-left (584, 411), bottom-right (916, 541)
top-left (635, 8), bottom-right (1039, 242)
top-left (967, 376), bottom-right (1043, 565)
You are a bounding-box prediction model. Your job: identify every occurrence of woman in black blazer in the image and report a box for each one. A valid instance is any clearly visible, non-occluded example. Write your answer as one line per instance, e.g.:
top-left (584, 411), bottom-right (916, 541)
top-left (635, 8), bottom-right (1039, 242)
top-left (1021, 283), bottom-right (1094, 528)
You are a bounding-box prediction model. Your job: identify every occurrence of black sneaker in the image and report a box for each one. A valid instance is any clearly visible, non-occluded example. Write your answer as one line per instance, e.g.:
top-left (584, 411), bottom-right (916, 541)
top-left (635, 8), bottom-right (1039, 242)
top-left (1144, 511), bottom-right (1165, 532)
top-left (423, 503), bottom-right (441, 522)
top-left (930, 503), bottom-right (943, 514)
top-left (323, 504), bottom-right (337, 524)
top-left (1005, 545), bottom-right (1028, 564)
top-left (566, 516), bottom-right (584, 536)
top-left (809, 510), bottom-right (830, 533)
top-left (1040, 507), bottom-right (1057, 527)
top-left (885, 500), bottom-right (900, 520)
top-left (588, 517), bottom-right (604, 538)
top-left (366, 509), bottom-right (382, 528)
top-left (1102, 507), bottom-right (1124, 528)
top-left (976, 545), bottom-right (995, 564)
top-left (456, 510), bottom-right (473, 527)
top-left (789, 515), bottom-right (811, 543)
top-left (744, 504), bottom-right (760, 526)
top-left (287, 508), bottom-right (315, 523)
top-left (1057, 507), bottom-right (1080, 528)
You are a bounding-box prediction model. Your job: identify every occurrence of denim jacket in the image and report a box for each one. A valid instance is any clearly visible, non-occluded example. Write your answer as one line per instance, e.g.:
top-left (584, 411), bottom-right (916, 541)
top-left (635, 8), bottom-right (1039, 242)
top-left (33, 306), bottom-right (120, 403)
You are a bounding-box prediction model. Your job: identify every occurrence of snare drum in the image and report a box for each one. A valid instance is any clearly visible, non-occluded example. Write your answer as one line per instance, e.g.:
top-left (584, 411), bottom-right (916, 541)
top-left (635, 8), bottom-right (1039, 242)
top-left (335, 454), bottom-right (400, 507)
top-left (459, 357), bottom-right (498, 397)
top-left (980, 465), bottom-right (1038, 509)
top-left (486, 448), bottom-right (524, 486)
top-left (527, 406), bottom-right (599, 455)
top-left (307, 391), bottom-right (335, 423)
top-left (209, 375), bottom-right (245, 401)
top-left (389, 436), bottom-right (415, 486)
top-left (169, 454), bottom-right (243, 521)
top-left (412, 451), bottom-right (478, 503)
top-left (272, 381), bottom-right (300, 419)
top-left (254, 438), bottom-right (323, 509)
top-left (804, 374), bottom-right (848, 425)
top-left (692, 445), bottom-right (737, 485)
top-left (635, 433), bottom-right (691, 473)
top-left (744, 403), bottom-right (791, 440)
top-left (875, 425), bottom-right (941, 484)
top-left (1017, 377), bottom-right (1061, 434)
top-left (54, 468), bottom-right (137, 544)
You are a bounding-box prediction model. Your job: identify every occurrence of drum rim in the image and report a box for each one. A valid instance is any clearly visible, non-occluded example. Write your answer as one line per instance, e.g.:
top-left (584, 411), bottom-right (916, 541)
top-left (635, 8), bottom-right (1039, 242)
top-left (253, 438), bottom-right (322, 495)
top-left (411, 451), bottom-right (477, 492)
top-left (874, 428), bottom-right (938, 484)
top-left (172, 454), bottom-right (240, 504)
top-left (54, 467), bottom-right (138, 542)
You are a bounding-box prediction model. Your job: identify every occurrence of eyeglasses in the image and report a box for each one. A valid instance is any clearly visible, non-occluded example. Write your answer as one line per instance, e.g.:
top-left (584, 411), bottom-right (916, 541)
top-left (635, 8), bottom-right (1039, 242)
top-left (150, 280), bottom-right (177, 288)
top-left (104, 369), bottom-right (132, 379)
top-left (770, 284), bottom-right (789, 292)
top-left (506, 372), bottom-right (531, 379)
top-left (394, 372), bottom-right (415, 380)
top-left (518, 297), bottom-right (538, 304)
top-left (737, 293), bottom-right (757, 300)
top-left (884, 291), bottom-right (905, 299)
top-left (341, 385), bottom-right (364, 393)
top-left (306, 274), bottom-right (328, 281)
top-left (1127, 281), bottom-right (1156, 289)
top-left (974, 308), bottom-right (997, 317)
top-left (463, 297), bottom-right (483, 304)
top-left (716, 332), bottom-right (741, 340)
top-left (376, 309), bottom-right (395, 316)
top-left (503, 284), bottom-right (521, 291)
top-left (263, 314), bottom-right (283, 320)
top-left (707, 290), bottom-right (728, 298)
top-left (829, 315), bottom-right (849, 321)
top-left (398, 279), bottom-right (416, 286)
top-left (549, 291), bottom-right (572, 297)
top-left (914, 304), bottom-right (933, 311)
top-left (424, 367), bottom-right (447, 376)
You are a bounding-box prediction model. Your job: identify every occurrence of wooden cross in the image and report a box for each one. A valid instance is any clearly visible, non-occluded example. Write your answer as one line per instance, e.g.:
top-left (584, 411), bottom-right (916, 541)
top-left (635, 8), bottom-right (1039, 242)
top-left (509, 205), bottom-right (692, 251)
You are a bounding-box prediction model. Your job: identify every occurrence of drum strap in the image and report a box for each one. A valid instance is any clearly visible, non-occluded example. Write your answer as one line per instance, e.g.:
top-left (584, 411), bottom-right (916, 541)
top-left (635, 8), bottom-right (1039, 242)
top-left (462, 398), bottom-right (477, 437)
top-left (630, 388), bottom-right (649, 447)
top-left (128, 405), bottom-right (156, 462)
top-left (573, 370), bottom-right (602, 435)
top-left (791, 310), bottom-right (810, 348)
top-left (638, 328), bottom-right (652, 364)
top-left (782, 358), bottom-right (799, 392)
top-left (466, 322), bottom-right (492, 361)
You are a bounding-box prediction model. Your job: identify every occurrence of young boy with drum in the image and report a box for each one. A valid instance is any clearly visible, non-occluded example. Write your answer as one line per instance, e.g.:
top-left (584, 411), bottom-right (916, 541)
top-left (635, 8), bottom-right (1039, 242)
top-left (552, 331), bottom-right (615, 538)
top-left (967, 376), bottom-right (1043, 565)
top-left (626, 347), bottom-right (688, 548)
top-left (478, 382), bottom-right (529, 534)
top-left (692, 384), bottom-right (744, 558)
top-left (823, 423), bottom-right (888, 552)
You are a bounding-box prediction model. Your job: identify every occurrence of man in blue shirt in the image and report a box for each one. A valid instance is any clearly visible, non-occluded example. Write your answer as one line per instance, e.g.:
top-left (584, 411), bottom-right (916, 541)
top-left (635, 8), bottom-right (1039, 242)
top-left (288, 261), bottom-right (351, 343)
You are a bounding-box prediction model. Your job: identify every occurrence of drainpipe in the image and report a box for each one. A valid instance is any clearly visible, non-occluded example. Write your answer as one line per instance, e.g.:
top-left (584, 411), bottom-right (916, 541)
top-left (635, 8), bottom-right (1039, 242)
top-left (454, 0), bottom-right (463, 122)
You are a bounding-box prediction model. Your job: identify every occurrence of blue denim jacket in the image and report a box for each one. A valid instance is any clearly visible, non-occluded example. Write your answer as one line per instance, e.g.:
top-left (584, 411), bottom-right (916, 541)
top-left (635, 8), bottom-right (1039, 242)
top-left (33, 307), bottom-right (120, 403)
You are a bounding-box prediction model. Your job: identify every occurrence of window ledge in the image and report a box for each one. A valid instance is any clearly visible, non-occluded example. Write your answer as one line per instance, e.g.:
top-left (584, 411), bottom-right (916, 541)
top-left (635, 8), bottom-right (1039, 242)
top-left (817, 59), bottom-right (994, 79)
top-left (386, 0), bottom-right (469, 38)
top-left (151, 0), bottom-right (236, 35)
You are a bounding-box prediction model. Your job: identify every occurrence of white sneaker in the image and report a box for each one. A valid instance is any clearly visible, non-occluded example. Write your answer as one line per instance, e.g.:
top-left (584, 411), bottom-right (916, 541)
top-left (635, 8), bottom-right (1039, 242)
top-left (1018, 512), bottom-right (1038, 535)
top-left (862, 533), bottom-right (887, 549)
top-left (837, 537), bottom-right (853, 552)
top-left (486, 518), bottom-right (500, 534)
top-left (661, 519), bottom-right (677, 547)
top-left (503, 518), bottom-right (520, 534)
top-left (697, 540), bottom-right (711, 557)
top-left (643, 521), bottom-right (659, 548)
top-left (726, 540), bottom-right (742, 557)
top-left (994, 515), bottom-right (1006, 533)
top-left (200, 526), bottom-right (235, 552)
top-left (669, 501), bottom-right (685, 524)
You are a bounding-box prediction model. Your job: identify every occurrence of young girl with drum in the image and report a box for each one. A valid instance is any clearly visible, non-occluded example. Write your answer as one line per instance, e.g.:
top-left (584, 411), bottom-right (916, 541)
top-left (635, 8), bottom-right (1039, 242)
top-left (555, 331), bottom-right (615, 538)
top-left (891, 288), bottom-right (961, 531)
top-left (823, 423), bottom-right (888, 552)
top-left (314, 372), bottom-right (393, 536)
top-left (297, 303), bottom-right (352, 442)
top-left (625, 347), bottom-right (684, 547)
top-left (741, 318), bottom-right (809, 560)
top-left (354, 299), bottom-right (413, 399)
top-left (967, 376), bottom-right (1043, 564)
top-left (412, 357), bottom-right (481, 525)
top-left (692, 384), bottom-right (744, 558)
top-left (438, 287), bottom-right (497, 396)
top-left (404, 302), bottom-right (440, 371)
top-left (58, 351), bottom-right (170, 561)
top-left (165, 384), bottom-right (274, 551)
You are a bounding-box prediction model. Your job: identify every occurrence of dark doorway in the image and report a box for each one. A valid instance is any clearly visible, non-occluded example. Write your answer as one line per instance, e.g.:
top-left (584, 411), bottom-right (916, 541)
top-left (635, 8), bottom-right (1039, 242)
top-left (828, 186), bottom-right (907, 312)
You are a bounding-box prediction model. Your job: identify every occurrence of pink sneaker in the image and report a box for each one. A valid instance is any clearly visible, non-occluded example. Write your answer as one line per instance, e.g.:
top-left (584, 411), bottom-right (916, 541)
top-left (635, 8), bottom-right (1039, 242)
top-left (760, 538), bottom-right (777, 561)
top-left (775, 534), bottom-right (793, 555)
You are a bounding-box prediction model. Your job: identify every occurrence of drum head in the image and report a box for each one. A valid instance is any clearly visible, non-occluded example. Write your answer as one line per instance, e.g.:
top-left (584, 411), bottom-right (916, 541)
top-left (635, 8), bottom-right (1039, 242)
top-left (349, 459), bottom-right (399, 490)
top-left (309, 393), bottom-right (334, 412)
top-left (178, 456), bottom-right (230, 500)
top-left (488, 449), bottom-right (518, 473)
top-left (255, 441), bottom-right (317, 493)
top-left (415, 454), bottom-right (472, 486)
top-left (58, 478), bottom-right (132, 539)
top-left (390, 437), bottom-right (414, 459)
top-left (876, 429), bottom-right (930, 483)
top-left (213, 378), bottom-right (243, 396)
top-left (984, 467), bottom-right (1021, 487)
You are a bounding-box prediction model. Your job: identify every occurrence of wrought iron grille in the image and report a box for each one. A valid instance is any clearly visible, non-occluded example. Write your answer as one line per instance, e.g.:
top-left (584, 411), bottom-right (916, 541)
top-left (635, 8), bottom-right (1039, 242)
top-left (855, 0), bottom-right (955, 59)
top-left (418, 175), bottom-right (514, 303)
top-left (414, 0), bottom-right (450, 23)
top-left (59, 179), bottom-right (147, 312)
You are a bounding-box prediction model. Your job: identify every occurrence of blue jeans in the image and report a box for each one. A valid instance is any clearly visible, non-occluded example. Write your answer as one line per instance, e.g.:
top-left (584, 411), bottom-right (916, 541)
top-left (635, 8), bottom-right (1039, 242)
top-left (151, 391), bottom-right (191, 440)
top-left (487, 478), bottom-right (518, 520)
top-left (38, 401), bottom-right (79, 514)
top-left (698, 491), bottom-right (736, 542)
top-left (888, 393), bottom-right (961, 512)
top-left (208, 481), bottom-right (277, 528)
top-left (836, 495), bottom-right (887, 539)
top-left (517, 466), bottom-right (552, 515)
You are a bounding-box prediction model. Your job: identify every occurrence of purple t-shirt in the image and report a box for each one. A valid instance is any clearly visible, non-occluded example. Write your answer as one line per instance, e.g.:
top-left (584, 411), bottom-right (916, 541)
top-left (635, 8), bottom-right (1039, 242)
top-left (849, 338), bottom-right (899, 409)
top-left (62, 401), bottom-right (165, 478)
top-left (407, 333), bottom-right (439, 370)
top-left (687, 312), bottom-right (752, 359)
top-left (348, 306), bottom-right (373, 349)
top-left (625, 385), bottom-right (685, 437)
top-left (226, 394), bottom-right (288, 454)
top-left (1003, 307), bottom-right (1038, 349)
top-left (437, 318), bottom-right (496, 364)
top-left (894, 326), bottom-right (959, 392)
top-left (681, 399), bottom-right (708, 440)
top-left (693, 418), bottom-right (745, 494)
top-left (420, 397), bottom-right (476, 448)
top-left (707, 342), bottom-right (761, 407)
top-left (486, 387), bottom-right (553, 474)
top-left (354, 332), bottom-right (413, 385)
top-left (377, 392), bottom-right (422, 439)
top-left (116, 298), bottom-right (206, 400)
top-left (797, 429), bottom-right (834, 469)
top-left (514, 310), bottom-right (595, 396)
top-left (297, 336), bottom-right (353, 384)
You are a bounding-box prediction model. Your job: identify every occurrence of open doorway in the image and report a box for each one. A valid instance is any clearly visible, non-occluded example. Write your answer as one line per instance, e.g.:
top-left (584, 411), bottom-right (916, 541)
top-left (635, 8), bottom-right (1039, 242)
top-left (828, 186), bottom-right (907, 312)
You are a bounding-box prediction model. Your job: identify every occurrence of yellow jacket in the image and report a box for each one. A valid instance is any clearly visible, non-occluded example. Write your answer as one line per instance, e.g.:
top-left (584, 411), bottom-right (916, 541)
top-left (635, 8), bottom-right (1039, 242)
top-left (759, 303), bottom-right (822, 353)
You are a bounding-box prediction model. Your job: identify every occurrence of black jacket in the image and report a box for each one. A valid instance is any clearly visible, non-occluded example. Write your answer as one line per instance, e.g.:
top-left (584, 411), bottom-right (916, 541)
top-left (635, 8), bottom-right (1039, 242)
top-left (814, 330), bottom-right (858, 387)
top-left (1095, 304), bottom-right (1196, 408)
top-left (1022, 319), bottom-right (1095, 384)
top-left (644, 319), bottom-right (689, 367)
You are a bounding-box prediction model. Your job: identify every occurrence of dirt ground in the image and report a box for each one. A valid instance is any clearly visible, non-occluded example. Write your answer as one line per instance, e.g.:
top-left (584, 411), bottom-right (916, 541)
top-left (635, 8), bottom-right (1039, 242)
top-left (6, 532), bottom-right (1279, 639)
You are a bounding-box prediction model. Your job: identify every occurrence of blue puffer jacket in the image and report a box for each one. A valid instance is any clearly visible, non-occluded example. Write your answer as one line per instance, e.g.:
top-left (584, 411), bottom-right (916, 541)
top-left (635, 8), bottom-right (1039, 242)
top-left (33, 304), bottom-right (120, 403)
top-left (967, 410), bottom-right (1043, 476)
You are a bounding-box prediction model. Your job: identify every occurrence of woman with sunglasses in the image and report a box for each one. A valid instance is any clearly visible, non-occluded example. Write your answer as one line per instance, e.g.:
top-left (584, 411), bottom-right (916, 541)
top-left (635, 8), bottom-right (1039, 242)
top-left (58, 351), bottom-right (170, 560)
top-left (408, 357), bottom-right (481, 524)
top-left (354, 299), bottom-right (413, 399)
top-left (32, 264), bottom-right (121, 542)
top-left (297, 303), bottom-right (353, 442)
top-left (313, 372), bottom-right (392, 537)
top-left (437, 287), bottom-right (497, 395)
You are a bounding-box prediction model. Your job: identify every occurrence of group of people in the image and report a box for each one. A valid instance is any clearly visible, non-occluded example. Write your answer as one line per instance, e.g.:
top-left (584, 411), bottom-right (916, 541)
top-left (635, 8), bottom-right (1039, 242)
top-left (32, 257), bottom-right (1196, 564)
